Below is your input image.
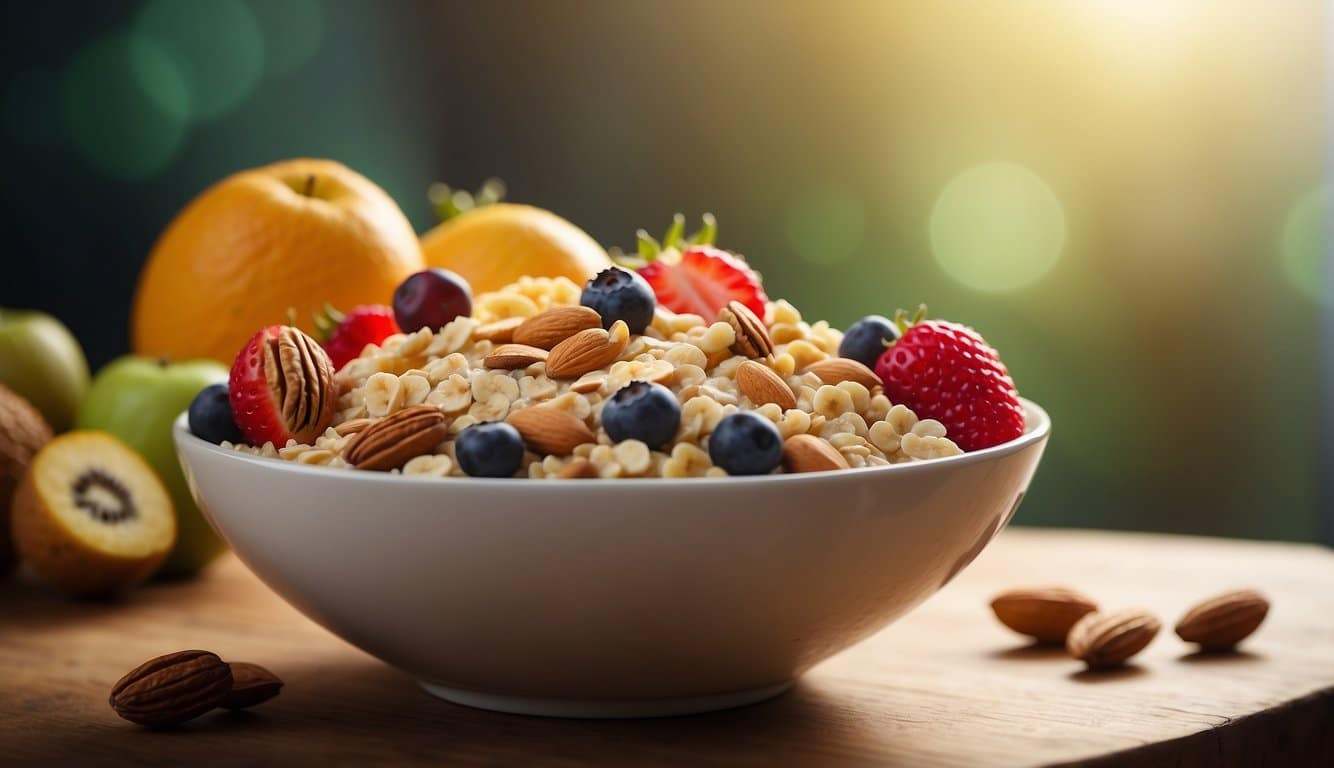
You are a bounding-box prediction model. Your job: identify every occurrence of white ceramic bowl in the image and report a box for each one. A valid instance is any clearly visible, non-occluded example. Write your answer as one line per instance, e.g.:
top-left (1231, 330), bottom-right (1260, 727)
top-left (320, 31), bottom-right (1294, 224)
top-left (174, 400), bottom-right (1049, 718)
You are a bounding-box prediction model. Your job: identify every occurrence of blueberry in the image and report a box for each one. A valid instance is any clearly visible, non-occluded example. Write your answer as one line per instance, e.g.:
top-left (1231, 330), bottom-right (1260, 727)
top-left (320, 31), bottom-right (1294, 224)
top-left (188, 383), bottom-right (244, 445)
top-left (602, 381), bottom-right (681, 448)
top-left (581, 267), bottom-right (656, 334)
top-left (708, 411), bottom-right (783, 475)
top-left (839, 315), bottom-right (901, 369)
top-left (455, 421), bottom-right (525, 477)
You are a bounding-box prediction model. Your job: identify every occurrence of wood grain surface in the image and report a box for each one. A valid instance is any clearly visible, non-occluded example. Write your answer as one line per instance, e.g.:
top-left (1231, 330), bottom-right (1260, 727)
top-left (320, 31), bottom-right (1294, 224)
top-left (2, 529), bottom-right (1331, 767)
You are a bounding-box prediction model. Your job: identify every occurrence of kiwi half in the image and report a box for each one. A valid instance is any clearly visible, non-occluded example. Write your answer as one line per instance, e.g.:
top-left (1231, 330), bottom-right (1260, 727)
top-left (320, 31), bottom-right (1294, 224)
top-left (12, 431), bottom-right (175, 598)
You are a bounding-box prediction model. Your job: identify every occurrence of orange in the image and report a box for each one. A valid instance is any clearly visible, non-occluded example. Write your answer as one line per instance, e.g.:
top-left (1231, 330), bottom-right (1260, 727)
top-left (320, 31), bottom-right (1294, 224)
top-left (419, 203), bottom-right (610, 295)
top-left (133, 159), bottom-right (423, 364)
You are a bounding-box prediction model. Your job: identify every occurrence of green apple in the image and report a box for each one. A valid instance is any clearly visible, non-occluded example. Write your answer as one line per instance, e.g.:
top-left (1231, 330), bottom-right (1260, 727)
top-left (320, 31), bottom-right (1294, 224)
top-left (0, 309), bottom-right (90, 432)
top-left (76, 356), bottom-right (230, 578)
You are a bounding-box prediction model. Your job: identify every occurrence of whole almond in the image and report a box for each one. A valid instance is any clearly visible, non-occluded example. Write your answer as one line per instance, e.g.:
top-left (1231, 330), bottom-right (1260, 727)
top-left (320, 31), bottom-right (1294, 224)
top-left (507, 408), bottom-right (597, 455)
top-left (484, 344), bottom-right (549, 369)
top-left (782, 434), bottom-right (850, 473)
top-left (990, 587), bottom-right (1099, 643)
top-left (557, 459), bottom-right (600, 479)
top-left (718, 301), bottom-right (774, 359)
top-left (1067, 609), bottom-right (1160, 669)
top-left (266, 326), bottom-right (337, 443)
top-left (109, 650), bottom-right (233, 727)
top-left (803, 358), bottom-right (883, 390)
top-left (222, 662), bottom-right (283, 710)
top-left (1175, 589), bottom-right (1269, 650)
top-left (514, 306), bottom-right (603, 349)
top-left (473, 317), bottom-right (524, 344)
top-left (737, 360), bottom-right (797, 410)
top-left (344, 405), bottom-right (449, 471)
top-left (546, 320), bottom-right (629, 379)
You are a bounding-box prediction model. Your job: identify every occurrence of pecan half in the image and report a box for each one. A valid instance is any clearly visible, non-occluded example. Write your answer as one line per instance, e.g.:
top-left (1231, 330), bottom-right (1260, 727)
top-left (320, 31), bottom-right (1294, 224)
top-left (109, 650), bottom-right (233, 727)
top-left (718, 301), bottom-right (774, 359)
top-left (343, 405), bottom-right (449, 471)
top-left (263, 326), bottom-right (337, 443)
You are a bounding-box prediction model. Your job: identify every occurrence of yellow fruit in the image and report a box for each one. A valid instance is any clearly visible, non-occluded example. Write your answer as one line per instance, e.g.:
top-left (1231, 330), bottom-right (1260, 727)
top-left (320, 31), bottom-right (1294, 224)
top-left (12, 431), bottom-right (175, 598)
top-left (420, 203), bottom-right (610, 295)
top-left (133, 158), bottom-right (424, 364)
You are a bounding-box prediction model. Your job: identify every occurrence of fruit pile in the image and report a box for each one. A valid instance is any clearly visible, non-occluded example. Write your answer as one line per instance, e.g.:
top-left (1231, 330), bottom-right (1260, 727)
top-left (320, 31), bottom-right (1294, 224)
top-left (207, 215), bottom-right (1025, 479)
top-left (2, 158), bottom-right (1025, 600)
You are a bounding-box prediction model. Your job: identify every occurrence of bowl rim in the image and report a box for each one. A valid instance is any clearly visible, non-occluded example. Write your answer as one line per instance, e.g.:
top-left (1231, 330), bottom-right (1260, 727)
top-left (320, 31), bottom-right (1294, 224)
top-left (174, 398), bottom-right (1049, 490)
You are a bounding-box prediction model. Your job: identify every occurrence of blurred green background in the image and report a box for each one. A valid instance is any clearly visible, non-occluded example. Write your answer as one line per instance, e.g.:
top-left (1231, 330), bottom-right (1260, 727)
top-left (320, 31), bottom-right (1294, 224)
top-left (0, 0), bottom-right (1325, 541)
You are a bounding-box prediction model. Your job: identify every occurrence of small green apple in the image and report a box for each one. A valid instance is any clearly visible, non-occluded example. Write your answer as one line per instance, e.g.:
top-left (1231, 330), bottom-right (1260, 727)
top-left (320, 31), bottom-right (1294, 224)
top-left (0, 309), bottom-right (90, 432)
top-left (76, 356), bottom-right (229, 578)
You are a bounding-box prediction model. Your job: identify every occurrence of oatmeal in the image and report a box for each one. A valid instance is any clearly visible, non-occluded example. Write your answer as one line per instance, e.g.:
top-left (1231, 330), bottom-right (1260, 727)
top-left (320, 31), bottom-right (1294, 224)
top-left (224, 275), bottom-right (963, 477)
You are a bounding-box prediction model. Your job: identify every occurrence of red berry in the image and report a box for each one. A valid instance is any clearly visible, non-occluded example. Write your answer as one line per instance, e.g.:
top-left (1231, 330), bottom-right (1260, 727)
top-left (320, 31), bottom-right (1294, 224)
top-left (637, 245), bottom-right (768, 319)
top-left (874, 320), bottom-right (1024, 452)
top-left (228, 325), bottom-right (336, 446)
top-left (321, 305), bottom-right (400, 370)
top-left (393, 269), bottom-right (472, 333)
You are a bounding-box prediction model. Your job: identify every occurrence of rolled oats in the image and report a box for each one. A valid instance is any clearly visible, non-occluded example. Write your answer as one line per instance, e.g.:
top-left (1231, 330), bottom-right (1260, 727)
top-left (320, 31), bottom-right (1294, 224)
top-left (233, 276), bottom-right (965, 477)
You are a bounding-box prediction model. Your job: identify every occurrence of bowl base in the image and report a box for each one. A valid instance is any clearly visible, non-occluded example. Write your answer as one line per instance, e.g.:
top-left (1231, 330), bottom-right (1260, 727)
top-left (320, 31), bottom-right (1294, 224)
top-left (418, 679), bottom-right (794, 718)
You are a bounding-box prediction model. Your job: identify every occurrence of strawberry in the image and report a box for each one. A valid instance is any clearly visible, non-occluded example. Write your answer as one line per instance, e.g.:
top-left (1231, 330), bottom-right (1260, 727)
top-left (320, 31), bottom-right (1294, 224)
top-left (229, 325), bottom-right (337, 446)
top-left (314, 304), bottom-right (400, 371)
top-left (638, 245), bottom-right (768, 319)
top-left (874, 314), bottom-right (1024, 452)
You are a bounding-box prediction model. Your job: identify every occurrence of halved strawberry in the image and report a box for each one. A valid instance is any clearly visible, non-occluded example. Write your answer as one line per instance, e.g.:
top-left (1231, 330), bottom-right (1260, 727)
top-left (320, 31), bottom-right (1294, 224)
top-left (229, 325), bottom-right (336, 447)
top-left (638, 245), bottom-right (768, 319)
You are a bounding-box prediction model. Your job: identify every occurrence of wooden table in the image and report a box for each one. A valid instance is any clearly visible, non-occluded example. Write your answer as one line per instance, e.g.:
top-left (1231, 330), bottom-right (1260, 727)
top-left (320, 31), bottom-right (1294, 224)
top-left (3, 529), bottom-right (1331, 767)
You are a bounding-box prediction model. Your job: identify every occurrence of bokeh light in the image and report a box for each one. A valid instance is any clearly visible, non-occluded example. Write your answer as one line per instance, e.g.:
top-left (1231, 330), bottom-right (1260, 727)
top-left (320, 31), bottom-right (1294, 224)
top-left (62, 32), bottom-right (189, 179)
top-left (929, 162), bottom-right (1066, 292)
top-left (785, 183), bottom-right (866, 266)
top-left (248, 0), bottom-right (324, 77)
top-left (1280, 184), bottom-right (1327, 304)
top-left (134, 0), bottom-right (264, 122)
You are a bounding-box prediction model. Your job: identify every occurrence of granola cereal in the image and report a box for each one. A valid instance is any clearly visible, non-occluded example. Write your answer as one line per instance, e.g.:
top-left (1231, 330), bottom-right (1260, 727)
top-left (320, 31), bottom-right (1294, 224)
top-left (225, 276), bottom-right (965, 477)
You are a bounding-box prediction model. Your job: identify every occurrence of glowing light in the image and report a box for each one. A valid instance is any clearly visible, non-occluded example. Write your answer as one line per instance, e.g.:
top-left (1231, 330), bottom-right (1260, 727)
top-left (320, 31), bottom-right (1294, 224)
top-left (1280, 184), bottom-right (1327, 304)
top-left (135, 0), bottom-right (264, 121)
top-left (62, 32), bottom-right (188, 179)
top-left (929, 162), bottom-right (1066, 292)
top-left (786, 183), bottom-right (866, 266)
top-left (249, 0), bottom-right (324, 76)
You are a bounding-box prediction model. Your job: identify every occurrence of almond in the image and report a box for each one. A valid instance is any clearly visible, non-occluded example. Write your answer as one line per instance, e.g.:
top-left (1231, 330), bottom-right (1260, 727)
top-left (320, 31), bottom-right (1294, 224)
top-left (343, 405), bottom-right (448, 471)
top-left (803, 358), bottom-right (882, 390)
top-left (990, 587), bottom-right (1099, 643)
top-left (109, 650), bottom-right (233, 727)
top-left (557, 459), bottom-right (600, 479)
top-left (718, 301), bottom-right (774, 359)
top-left (1067, 609), bottom-right (1160, 669)
top-left (1175, 589), bottom-right (1269, 650)
top-left (507, 408), bottom-right (597, 455)
top-left (513, 306), bottom-right (603, 349)
top-left (782, 434), bottom-right (850, 473)
top-left (484, 344), bottom-right (549, 369)
top-left (737, 360), bottom-right (797, 410)
top-left (473, 317), bottom-right (524, 344)
top-left (221, 662), bottom-right (283, 710)
top-left (546, 320), bottom-right (629, 379)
